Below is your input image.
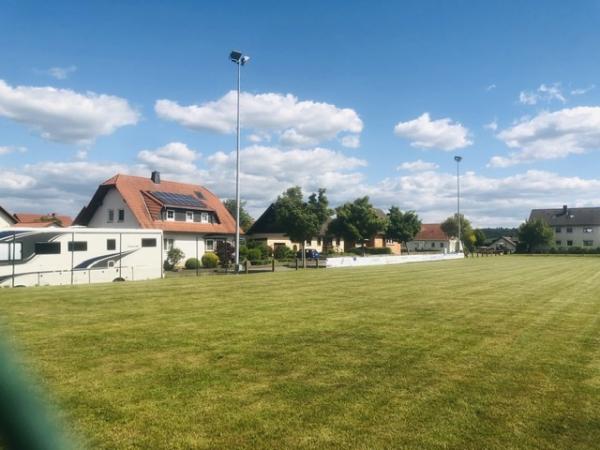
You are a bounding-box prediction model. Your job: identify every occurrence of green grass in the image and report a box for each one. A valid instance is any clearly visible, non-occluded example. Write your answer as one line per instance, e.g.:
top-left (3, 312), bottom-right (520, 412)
top-left (1, 256), bottom-right (600, 449)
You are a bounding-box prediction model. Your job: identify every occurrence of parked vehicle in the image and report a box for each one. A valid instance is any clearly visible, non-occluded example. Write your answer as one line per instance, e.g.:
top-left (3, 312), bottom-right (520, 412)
top-left (0, 227), bottom-right (163, 287)
top-left (297, 249), bottom-right (320, 259)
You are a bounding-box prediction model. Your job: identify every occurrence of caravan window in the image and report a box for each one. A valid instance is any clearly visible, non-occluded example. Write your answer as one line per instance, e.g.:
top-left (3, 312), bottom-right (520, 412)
top-left (68, 241), bottom-right (88, 252)
top-left (35, 242), bottom-right (61, 255)
top-left (107, 239), bottom-right (116, 250)
top-left (0, 243), bottom-right (22, 261)
top-left (141, 238), bottom-right (157, 247)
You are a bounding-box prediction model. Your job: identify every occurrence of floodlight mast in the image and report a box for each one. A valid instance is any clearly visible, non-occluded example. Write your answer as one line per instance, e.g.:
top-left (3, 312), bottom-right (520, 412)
top-left (454, 155), bottom-right (463, 253)
top-left (230, 50), bottom-right (250, 272)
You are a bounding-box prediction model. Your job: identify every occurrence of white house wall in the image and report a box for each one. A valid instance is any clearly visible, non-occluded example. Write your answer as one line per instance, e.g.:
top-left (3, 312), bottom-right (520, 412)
top-left (88, 188), bottom-right (138, 228)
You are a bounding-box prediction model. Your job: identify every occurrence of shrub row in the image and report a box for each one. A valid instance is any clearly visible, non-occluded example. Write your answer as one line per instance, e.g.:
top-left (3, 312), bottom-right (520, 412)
top-left (348, 247), bottom-right (392, 256)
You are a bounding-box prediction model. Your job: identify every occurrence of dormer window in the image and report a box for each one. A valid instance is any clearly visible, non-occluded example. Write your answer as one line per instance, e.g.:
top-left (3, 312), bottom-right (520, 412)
top-left (186, 211), bottom-right (194, 222)
top-left (166, 210), bottom-right (175, 221)
top-left (201, 212), bottom-right (209, 223)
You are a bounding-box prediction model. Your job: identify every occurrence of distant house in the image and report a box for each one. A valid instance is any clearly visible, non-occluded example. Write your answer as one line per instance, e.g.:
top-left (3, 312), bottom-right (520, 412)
top-left (246, 204), bottom-right (344, 253)
top-left (529, 205), bottom-right (600, 249)
top-left (484, 236), bottom-right (518, 253)
top-left (74, 171), bottom-right (236, 264)
top-left (0, 206), bottom-right (16, 227)
top-left (406, 224), bottom-right (459, 253)
top-left (13, 212), bottom-right (73, 228)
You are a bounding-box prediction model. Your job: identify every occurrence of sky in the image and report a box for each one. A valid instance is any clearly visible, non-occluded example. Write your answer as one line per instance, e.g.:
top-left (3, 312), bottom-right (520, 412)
top-left (1, 0), bottom-right (600, 226)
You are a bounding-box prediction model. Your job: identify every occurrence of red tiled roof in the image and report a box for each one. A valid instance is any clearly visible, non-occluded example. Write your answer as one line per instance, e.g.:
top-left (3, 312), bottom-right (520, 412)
top-left (81, 174), bottom-right (237, 234)
top-left (13, 213), bottom-right (73, 227)
top-left (414, 223), bottom-right (449, 241)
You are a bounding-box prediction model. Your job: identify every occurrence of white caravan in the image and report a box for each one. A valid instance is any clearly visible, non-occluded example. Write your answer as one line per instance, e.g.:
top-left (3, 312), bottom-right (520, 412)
top-left (0, 227), bottom-right (164, 287)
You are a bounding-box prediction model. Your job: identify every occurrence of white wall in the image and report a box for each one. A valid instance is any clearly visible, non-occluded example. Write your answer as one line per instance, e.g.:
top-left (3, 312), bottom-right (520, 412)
top-left (164, 233), bottom-right (233, 266)
top-left (88, 188), bottom-right (138, 228)
top-left (0, 211), bottom-right (14, 227)
top-left (327, 253), bottom-right (464, 268)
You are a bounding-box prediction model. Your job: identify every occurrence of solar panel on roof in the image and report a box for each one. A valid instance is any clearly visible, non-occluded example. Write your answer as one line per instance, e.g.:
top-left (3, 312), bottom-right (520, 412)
top-left (151, 191), bottom-right (206, 208)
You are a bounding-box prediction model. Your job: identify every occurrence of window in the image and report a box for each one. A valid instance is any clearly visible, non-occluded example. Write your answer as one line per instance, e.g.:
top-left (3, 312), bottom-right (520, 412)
top-left (584, 240), bottom-right (594, 247)
top-left (567, 240), bottom-right (573, 246)
top-left (201, 212), bottom-right (209, 223)
top-left (440, 242), bottom-right (444, 248)
top-left (205, 239), bottom-right (214, 251)
top-left (107, 239), bottom-right (116, 251)
top-left (555, 227), bottom-right (561, 233)
top-left (118, 209), bottom-right (125, 222)
top-left (336, 237), bottom-right (340, 246)
top-left (555, 240), bottom-right (562, 246)
top-left (186, 211), bottom-right (194, 222)
top-left (68, 241), bottom-right (87, 252)
top-left (317, 237), bottom-right (322, 246)
top-left (566, 227), bottom-right (573, 233)
top-left (0, 243), bottom-right (22, 261)
top-left (35, 242), bottom-right (61, 254)
top-left (141, 238), bottom-right (157, 247)
top-left (386, 238), bottom-right (394, 244)
top-left (166, 210), bottom-right (175, 221)
top-left (107, 209), bottom-right (114, 222)
top-left (164, 238), bottom-right (174, 251)
top-left (306, 239), bottom-right (312, 246)
top-left (431, 242), bottom-right (435, 248)
top-left (584, 227), bottom-right (593, 233)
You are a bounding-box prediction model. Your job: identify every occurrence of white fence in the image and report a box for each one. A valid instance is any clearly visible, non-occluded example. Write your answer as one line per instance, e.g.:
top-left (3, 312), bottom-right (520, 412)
top-left (326, 252), bottom-right (464, 268)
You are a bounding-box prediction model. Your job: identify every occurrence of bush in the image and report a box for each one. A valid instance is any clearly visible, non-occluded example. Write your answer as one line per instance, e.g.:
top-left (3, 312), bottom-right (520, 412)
top-left (163, 260), bottom-right (174, 271)
top-left (274, 245), bottom-right (294, 260)
top-left (246, 248), bottom-right (263, 261)
top-left (216, 241), bottom-right (235, 268)
top-left (167, 247), bottom-right (185, 267)
top-left (246, 240), bottom-right (272, 259)
top-left (184, 258), bottom-right (201, 269)
top-left (348, 247), bottom-right (392, 256)
top-left (201, 252), bottom-right (219, 268)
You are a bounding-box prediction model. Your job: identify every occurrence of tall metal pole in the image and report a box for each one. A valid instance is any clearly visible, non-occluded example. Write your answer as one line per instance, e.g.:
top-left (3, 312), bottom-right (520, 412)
top-left (455, 156), bottom-right (462, 252)
top-left (234, 60), bottom-right (241, 272)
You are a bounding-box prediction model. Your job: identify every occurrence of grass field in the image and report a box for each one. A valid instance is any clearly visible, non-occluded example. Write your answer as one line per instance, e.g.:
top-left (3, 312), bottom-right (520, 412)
top-left (1, 256), bottom-right (600, 449)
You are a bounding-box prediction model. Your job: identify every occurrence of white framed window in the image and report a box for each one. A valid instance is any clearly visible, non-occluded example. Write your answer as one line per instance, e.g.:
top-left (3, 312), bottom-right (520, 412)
top-left (186, 211), bottom-right (194, 222)
top-left (205, 239), bottom-right (214, 251)
top-left (584, 227), bottom-right (593, 233)
top-left (107, 209), bottom-right (114, 222)
top-left (201, 212), bottom-right (209, 223)
top-left (555, 227), bottom-right (561, 233)
top-left (555, 240), bottom-right (561, 246)
top-left (164, 239), bottom-right (174, 251)
top-left (386, 238), bottom-right (394, 244)
top-left (166, 210), bottom-right (175, 221)
top-left (566, 227), bottom-right (573, 233)
top-left (118, 209), bottom-right (125, 222)
top-left (584, 240), bottom-right (594, 247)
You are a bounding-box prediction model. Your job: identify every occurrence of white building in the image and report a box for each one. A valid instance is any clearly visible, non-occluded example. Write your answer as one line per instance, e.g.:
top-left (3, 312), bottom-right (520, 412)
top-left (530, 205), bottom-right (600, 249)
top-left (0, 206), bottom-right (16, 227)
top-left (406, 223), bottom-right (459, 253)
top-left (75, 172), bottom-right (237, 265)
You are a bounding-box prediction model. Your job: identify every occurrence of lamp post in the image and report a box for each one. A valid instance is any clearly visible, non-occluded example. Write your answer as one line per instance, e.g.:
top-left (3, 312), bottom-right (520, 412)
top-left (454, 155), bottom-right (463, 252)
top-left (229, 50), bottom-right (250, 272)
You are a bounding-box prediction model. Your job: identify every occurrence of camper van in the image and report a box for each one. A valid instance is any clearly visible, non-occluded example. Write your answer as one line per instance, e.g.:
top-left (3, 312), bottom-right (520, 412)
top-left (0, 227), bottom-right (163, 287)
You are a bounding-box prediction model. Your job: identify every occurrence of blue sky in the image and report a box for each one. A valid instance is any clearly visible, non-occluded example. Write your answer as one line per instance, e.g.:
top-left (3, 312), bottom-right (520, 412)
top-left (1, 0), bottom-right (600, 226)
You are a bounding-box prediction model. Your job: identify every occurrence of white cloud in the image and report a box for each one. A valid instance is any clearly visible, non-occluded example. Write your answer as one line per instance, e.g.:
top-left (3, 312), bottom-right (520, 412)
top-left (0, 79), bottom-right (139, 144)
top-left (486, 84), bottom-right (496, 91)
top-left (0, 145), bottom-right (27, 155)
top-left (490, 106), bottom-right (600, 166)
top-left (519, 83), bottom-right (566, 105)
top-left (397, 160), bottom-right (439, 172)
top-left (393, 113), bottom-right (472, 151)
top-left (46, 65), bottom-right (77, 80)
top-left (571, 85), bottom-right (595, 96)
top-left (137, 142), bottom-right (199, 174)
top-left (155, 91), bottom-right (363, 147)
top-left (340, 134), bottom-right (360, 148)
top-left (484, 119), bottom-right (498, 131)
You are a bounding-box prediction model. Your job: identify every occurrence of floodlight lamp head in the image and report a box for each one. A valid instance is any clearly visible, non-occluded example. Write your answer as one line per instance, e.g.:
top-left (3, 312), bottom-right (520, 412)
top-left (454, 156), bottom-right (463, 162)
top-left (240, 55), bottom-right (250, 65)
top-left (230, 51), bottom-right (243, 63)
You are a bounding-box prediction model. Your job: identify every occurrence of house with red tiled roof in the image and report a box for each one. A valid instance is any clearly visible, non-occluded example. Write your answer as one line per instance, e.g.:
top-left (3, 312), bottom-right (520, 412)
top-left (12, 212), bottom-right (73, 228)
top-left (74, 171), bottom-right (236, 264)
top-left (0, 205), bottom-right (17, 227)
top-left (406, 223), bottom-right (459, 253)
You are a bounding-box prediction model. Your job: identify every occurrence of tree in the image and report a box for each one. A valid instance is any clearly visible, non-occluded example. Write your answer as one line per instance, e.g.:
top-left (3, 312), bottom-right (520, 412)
top-left (328, 197), bottom-right (388, 254)
top-left (166, 247), bottom-right (185, 269)
top-left (473, 229), bottom-right (487, 248)
top-left (386, 207), bottom-right (421, 254)
top-left (441, 214), bottom-right (476, 252)
top-left (518, 219), bottom-right (553, 253)
top-left (223, 199), bottom-right (254, 232)
top-left (274, 187), bottom-right (332, 268)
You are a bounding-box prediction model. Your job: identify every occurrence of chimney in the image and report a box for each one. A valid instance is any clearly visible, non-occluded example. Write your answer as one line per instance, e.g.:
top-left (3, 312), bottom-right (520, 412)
top-left (151, 171), bottom-right (161, 184)
top-left (562, 204), bottom-right (568, 215)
